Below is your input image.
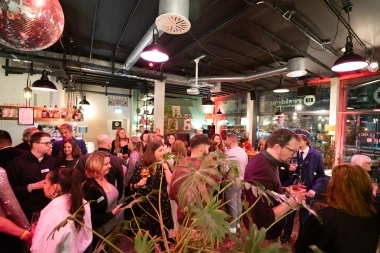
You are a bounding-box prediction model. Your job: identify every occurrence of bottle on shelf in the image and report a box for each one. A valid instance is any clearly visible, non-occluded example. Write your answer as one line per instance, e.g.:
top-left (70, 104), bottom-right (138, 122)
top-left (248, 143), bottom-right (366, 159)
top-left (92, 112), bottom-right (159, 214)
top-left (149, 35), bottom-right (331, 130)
top-left (48, 106), bottom-right (54, 118)
top-left (53, 105), bottom-right (60, 119)
top-left (67, 103), bottom-right (73, 119)
top-left (61, 105), bottom-right (67, 119)
top-left (42, 106), bottom-right (47, 118)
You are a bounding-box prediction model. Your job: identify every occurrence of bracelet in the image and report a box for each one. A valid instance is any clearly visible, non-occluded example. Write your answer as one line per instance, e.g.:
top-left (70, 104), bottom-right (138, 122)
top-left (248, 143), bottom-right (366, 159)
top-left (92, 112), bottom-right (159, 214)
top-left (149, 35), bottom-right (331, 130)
top-left (20, 230), bottom-right (30, 240)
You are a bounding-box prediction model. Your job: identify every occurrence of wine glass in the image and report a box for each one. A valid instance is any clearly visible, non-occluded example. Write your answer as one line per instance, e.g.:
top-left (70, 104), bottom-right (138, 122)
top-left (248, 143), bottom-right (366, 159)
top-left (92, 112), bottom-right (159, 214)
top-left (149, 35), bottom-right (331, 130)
top-left (140, 167), bottom-right (150, 189)
top-left (31, 210), bottom-right (40, 228)
top-left (289, 157), bottom-right (298, 175)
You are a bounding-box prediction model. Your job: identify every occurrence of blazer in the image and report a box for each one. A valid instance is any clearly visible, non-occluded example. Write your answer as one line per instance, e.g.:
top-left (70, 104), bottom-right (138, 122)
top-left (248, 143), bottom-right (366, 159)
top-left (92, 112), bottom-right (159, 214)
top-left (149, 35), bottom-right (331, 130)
top-left (296, 146), bottom-right (325, 193)
top-left (82, 179), bottom-right (115, 229)
top-left (76, 149), bottom-right (124, 198)
top-left (31, 194), bottom-right (92, 253)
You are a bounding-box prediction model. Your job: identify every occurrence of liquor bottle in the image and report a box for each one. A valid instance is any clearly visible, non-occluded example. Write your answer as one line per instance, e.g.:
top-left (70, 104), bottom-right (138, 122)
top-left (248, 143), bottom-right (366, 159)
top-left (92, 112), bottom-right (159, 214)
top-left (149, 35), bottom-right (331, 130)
top-left (61, 105), bottom-right (67, 119)
top-left (67, 103), bottom-right (73, 119)
top-left (42, 106), bottom-right (47, 118)
top-left (53, 105), bottom-right (60, 119)
top-left (48, 106), bottom-right (54, 118)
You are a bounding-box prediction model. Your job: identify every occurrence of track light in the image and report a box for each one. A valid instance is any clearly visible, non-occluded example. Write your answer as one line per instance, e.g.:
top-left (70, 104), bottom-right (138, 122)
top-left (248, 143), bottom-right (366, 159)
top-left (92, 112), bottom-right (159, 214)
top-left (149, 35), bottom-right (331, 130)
top-left (31, 70), bottom-right (57, 91)
top-left (331, 6), bottom-right (368, 72)
top-left (273, 75), bottom-right (289, 93)
top-left (141, 28), bottom-right (169, 63)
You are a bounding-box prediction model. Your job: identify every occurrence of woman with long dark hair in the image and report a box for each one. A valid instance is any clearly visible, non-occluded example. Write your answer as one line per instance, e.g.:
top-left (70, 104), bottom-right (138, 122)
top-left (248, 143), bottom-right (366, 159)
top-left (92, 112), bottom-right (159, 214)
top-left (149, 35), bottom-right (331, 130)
top-left (31, 168), bottom-right (92, 252)
top-left (164, 134), bottom-right (176, 153)
top-left (129, 141), bottom-right (174, 249)
top-left (140, 132), bottom-right (149, 154)
top-left (111, 128), bottom-right (130, 159)
top-left (210, 134), bottom-right (227, 152)
top-left (295, 163), bottom-right (380, 253)
top-left (57, 138), bottom-right (82, 168)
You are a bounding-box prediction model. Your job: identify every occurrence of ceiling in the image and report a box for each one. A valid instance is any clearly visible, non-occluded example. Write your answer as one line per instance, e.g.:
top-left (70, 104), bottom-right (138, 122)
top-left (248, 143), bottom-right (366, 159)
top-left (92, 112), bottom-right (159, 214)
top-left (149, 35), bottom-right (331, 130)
top-left (1, 0), bottom-right (380, 98)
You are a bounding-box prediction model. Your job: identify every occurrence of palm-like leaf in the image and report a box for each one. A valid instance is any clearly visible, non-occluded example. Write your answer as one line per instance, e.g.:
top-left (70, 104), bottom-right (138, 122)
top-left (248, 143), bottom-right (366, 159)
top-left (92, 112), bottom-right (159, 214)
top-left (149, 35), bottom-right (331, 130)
top-left (189, 199), bottom-right (230, 247)
top-left (134, 230), bottom-right (158, 253)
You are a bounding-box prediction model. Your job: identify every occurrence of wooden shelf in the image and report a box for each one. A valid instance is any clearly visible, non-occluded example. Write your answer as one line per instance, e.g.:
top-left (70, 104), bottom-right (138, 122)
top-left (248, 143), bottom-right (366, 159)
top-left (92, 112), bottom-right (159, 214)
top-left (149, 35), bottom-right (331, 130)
top-left (0, 117), bottom-right (18, 120)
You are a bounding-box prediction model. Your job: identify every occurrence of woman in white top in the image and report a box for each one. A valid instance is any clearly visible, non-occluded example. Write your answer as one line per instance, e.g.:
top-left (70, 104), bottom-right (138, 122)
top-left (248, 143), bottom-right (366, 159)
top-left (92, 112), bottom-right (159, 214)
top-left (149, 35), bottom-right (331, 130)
top-left (31, 168), bottom-right (92, 253)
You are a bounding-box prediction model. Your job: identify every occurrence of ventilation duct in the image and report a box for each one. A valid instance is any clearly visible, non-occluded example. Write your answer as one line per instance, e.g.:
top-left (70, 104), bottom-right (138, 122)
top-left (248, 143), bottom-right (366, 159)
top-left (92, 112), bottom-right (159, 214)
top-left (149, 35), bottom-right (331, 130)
top-left (190, 58), bottom-right (306, 83)
top-left (156, 0), bottom-right (191, 34)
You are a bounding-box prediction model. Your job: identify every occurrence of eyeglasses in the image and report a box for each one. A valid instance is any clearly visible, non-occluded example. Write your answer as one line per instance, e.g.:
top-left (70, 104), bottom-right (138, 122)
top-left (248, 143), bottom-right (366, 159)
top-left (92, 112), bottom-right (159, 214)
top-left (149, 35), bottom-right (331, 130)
top-left (280, 145), bottom-right (297, 155)
top-left (37, 141), bottom-right (52, 146)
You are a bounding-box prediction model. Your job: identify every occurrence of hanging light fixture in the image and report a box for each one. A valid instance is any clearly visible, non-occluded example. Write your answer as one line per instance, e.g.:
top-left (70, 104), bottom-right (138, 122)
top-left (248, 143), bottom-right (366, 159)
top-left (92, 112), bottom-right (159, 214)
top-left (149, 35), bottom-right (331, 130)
top-left (202, 93), bottom-right (215, 106)
top-left (79, 84), bottom-right (90, 105)
top-left (23, 74), bottom-right (32, 100)
top-left (331, 5), bottom-right (368, 72)
top-left (274, 106), bottom-right (285, 117)
top-left (79, 95), bottom-right (90, 105)
top-left (216, 109), bottom-right (223, 115)
top-left (273, 75), bottom-right (289, 93)
top-left (31, 70), bottom-right (57, 91)
top-left (141, 27), bottom-right (169, 63)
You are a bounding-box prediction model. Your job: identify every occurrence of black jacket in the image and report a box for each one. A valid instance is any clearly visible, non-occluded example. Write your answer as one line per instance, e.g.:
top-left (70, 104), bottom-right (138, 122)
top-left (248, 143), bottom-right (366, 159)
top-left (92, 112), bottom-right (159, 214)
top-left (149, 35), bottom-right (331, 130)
top-left (76, 148), bottom-right (124, 198)
top-left (0, 147), bottom-right (27, 168)
top-left (82, 178), bottom-right (115, 229)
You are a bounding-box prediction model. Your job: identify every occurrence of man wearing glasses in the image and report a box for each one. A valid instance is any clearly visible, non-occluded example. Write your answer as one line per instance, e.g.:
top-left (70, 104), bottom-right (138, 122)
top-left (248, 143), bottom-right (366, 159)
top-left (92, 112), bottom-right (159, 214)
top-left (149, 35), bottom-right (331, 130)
top-left (244, 129), bottom-right (306, 245)
top-left (6, 132), bottom-right (57, 221)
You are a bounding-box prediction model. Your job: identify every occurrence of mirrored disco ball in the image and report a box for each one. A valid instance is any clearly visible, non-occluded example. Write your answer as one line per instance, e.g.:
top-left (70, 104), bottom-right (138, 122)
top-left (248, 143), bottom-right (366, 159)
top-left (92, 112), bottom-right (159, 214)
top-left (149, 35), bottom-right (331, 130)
top-left (0, 0), bottom-right (64, 51)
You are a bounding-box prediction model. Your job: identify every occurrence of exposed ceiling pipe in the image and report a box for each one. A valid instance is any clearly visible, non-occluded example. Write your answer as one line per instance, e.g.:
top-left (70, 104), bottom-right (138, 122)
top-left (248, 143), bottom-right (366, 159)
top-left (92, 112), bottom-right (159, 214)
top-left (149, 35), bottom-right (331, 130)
top-left (124, 23), bottom-right (160, 70)
top-left (190, 65), bottom-right (287, 83)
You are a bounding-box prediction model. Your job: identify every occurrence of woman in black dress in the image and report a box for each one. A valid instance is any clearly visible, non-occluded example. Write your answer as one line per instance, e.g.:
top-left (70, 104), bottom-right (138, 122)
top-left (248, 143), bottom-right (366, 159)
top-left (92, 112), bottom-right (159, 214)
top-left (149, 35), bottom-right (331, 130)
top-left (111, 128), bottom-right (130, 159)
top-left (57, 138), bottom-right (82, 168)
top-left (129, 141), bottom-right (173, 249)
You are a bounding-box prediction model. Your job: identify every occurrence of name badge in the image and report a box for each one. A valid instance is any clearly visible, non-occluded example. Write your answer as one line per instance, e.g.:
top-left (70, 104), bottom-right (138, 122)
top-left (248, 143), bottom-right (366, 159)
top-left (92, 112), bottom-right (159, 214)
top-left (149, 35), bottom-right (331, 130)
top-left (96, 196), bottom-right (105, 203)
top-left (41, 168), bottom-right (50, 173)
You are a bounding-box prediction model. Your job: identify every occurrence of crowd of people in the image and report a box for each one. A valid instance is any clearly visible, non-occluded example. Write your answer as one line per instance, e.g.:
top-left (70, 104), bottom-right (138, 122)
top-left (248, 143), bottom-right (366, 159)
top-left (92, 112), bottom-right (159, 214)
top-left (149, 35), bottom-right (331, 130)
top-left (0, 125), bottom-right (379, 253)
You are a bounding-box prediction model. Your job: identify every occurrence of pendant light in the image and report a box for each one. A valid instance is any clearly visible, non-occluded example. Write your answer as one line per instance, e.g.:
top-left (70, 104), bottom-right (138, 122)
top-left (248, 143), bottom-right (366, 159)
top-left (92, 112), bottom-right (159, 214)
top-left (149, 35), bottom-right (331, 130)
top-left (273, 75), bottom-right (289, 93)
top-left (31, 70), bottom-right (57, 91)
top-left (23, 74), bottom-right (32, 100)
top-left (79, 84), bottom-right (90, 105)
top-left (274, 106), bottom-right (285, 117)
top-left (331, 5), bottom-right (368, 72)
top-left (141, 27), bottom-right (169, 63)
top-left (216, 109), bottom-right (223, 115)
top-left (202, 93), bottom-right (215, 106)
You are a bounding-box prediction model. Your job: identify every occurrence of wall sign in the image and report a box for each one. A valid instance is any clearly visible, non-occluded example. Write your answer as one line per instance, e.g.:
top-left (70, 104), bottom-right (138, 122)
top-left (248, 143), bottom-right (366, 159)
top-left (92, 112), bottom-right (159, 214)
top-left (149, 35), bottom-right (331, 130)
top-left (112, 121), bottom-right (122, 130)
top-left (303, 95), bottom-right (316, 106)
top-left (108, 96), bottom-right (128, 107)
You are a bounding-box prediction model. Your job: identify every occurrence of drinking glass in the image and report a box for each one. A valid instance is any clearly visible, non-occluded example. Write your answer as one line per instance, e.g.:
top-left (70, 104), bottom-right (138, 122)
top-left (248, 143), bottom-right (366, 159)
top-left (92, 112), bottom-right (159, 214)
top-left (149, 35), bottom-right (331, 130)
top-left (140, 168), bottom-right (150, 189)
top-left (31, 210), bottom-right (40, 228)
top-left (289, 158), bottom-right (298, 175)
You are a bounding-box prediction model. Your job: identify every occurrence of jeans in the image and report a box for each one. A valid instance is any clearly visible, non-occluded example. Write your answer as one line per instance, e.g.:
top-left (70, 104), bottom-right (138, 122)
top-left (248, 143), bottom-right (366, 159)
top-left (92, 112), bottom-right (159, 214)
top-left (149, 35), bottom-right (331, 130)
top-left (224, 183), bottom-right (242, 229)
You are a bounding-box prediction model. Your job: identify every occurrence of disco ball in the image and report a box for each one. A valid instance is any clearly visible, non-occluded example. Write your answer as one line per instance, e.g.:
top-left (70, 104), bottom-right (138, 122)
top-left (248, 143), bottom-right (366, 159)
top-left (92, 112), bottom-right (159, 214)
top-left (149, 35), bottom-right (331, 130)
top-left (0, 0), bottom-right (64, 51)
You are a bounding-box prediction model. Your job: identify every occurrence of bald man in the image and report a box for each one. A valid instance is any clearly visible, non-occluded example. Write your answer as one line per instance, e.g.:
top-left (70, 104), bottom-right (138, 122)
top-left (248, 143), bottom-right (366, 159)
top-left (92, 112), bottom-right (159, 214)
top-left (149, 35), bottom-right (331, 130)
top-left (76, 134), bottom-right (124, 198)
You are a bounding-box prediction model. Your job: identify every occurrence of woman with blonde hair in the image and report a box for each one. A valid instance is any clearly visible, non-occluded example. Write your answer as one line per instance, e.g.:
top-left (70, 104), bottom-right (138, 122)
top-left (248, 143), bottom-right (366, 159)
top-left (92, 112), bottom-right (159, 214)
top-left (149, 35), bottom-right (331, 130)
top-left (295, 163), bottom-right (380, 253)
top-left (111, 128), bottom-right (129, 159)
top-left (82, 151), bottom-right (122, 249)
top-left (351, 154), bottom-right (372, 171)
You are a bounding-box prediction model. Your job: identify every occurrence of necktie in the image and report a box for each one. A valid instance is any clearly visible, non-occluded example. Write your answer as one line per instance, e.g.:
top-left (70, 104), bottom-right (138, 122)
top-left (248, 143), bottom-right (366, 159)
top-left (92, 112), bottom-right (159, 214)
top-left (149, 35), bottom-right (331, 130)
top-left (300, 151), bottom-right (304, 162)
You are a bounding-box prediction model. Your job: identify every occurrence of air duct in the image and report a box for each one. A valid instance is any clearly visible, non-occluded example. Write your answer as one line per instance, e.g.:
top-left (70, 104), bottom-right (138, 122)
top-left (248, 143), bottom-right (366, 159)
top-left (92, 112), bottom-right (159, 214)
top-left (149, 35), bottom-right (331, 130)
top-left (190, 57), bottom-right (306, 83)
top-left (156, 0), bottom-right (191, 34)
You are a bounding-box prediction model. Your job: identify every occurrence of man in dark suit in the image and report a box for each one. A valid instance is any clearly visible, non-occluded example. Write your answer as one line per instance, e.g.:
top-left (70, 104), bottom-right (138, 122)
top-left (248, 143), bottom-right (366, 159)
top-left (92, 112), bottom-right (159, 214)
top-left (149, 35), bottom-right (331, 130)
top-left (0, 130), bottom-right (27, 168)
top-left (281, 129), bottom-right (326, 243)
top-left (52, 123), bottom-right (87, 157)
top-left (76, 134), bottom-right (124, 199)
top-left (14, 127), bottom-right (39, 151)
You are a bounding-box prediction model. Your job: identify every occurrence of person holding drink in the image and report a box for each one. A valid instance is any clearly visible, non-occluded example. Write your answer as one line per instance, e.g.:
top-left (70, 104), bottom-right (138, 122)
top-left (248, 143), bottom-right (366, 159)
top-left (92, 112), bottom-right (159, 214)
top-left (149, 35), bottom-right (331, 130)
top-left (244, 129), bottom-right (306, 246)
top-left (129, 141), bottom-right (174, 250)
top-left (280, 129), bottom-right (326, 244)
top-left (111, 128), bottom-right (130, 159)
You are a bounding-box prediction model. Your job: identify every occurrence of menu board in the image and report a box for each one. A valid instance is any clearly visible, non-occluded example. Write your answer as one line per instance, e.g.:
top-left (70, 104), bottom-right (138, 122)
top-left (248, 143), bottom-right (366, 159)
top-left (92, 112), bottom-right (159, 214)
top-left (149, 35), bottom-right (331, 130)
top-left (18, 107), bottom-right (34, 125)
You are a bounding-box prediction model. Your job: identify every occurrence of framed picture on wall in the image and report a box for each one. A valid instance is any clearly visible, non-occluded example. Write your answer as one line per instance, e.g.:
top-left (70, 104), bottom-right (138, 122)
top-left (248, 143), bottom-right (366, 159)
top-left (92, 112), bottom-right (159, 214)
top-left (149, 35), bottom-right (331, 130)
top-left (18, 107), bottom-right (34, 125)
top-left (112, 121), bottom-right (122, 130)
